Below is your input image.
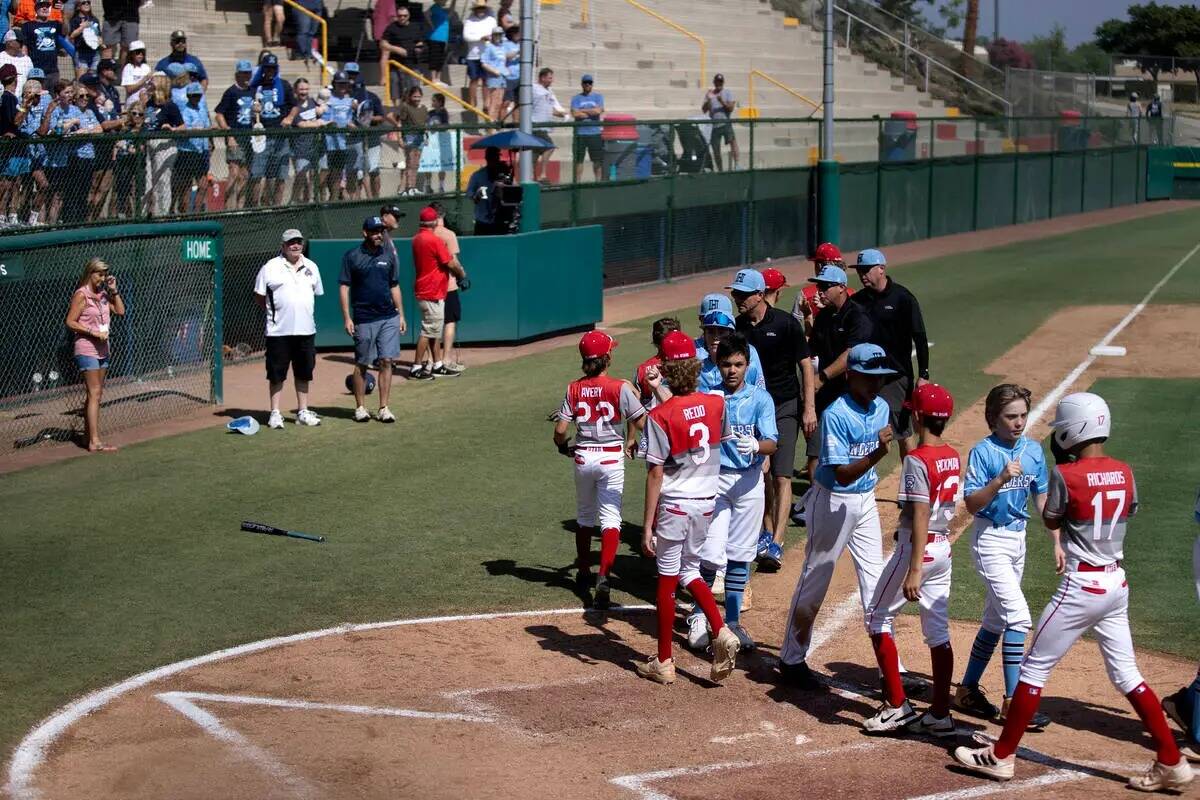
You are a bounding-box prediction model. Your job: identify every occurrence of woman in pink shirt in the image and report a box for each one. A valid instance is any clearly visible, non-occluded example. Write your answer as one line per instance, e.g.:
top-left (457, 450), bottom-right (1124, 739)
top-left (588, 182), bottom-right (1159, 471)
top-left (64, 257), bottom-right (125, 452)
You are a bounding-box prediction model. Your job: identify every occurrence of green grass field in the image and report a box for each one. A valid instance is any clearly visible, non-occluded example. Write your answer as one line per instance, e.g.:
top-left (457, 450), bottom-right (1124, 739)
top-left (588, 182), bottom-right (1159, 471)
top-left (4, 207), bottom-right (1200, 760)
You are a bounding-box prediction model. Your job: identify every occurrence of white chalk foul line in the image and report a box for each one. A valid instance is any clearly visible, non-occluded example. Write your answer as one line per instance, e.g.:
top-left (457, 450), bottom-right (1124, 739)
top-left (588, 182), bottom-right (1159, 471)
top-left (5, 604), bottom-right (653, 800)
top-left (1026, 240), bottom-right (1200, 429)
top-left (905, 770), bottom-right (1088, 800)
top-left (157, 691), bottom-right (497, 724)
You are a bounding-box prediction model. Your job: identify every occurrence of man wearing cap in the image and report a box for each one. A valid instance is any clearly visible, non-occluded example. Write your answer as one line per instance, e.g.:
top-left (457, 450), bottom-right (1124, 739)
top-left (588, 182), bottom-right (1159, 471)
top-left (320, 70), bottom-right (356, 202)
top-left (154, 30), bottom-right (207, 89)
top-left (100, 0), bottom-right (138, 62)
top-left (0, 29), bottom-right (33, 95)
top-left (779, 342), bottom-right (894, 689)
top-left (80, 66), bottom-right (123, 216)
top-left (346, 62), bottom-right (386, 199)
top-left (379, 3), bottom-right (428, 102)
top-left (215, 60), bottom-right (257, 209)
top-left (702, 73), bottom-right (738, 171)
top-left (12, 0), bottom-right (61, 26)
top-left (761, 265), bottom-right (786, 308)
top-left (248, 52), bottom-right (295, 206)
top-left (729, 267), bottom-right (817, 570)
top-left (804, 262), bottom-right (872, 488)
top-left (410, 206), bottom-right (465, 379)
top-left (794, 243), bottom-right (853, 336)
top-left (339, 216), bottom-right (408, 422)
top-left (21, 0), bottom-right (75, 88)
top-left (851, 248), bottom-right (930, 457)
top-left (379, 202), bottom-right (405, 262)
top-left (466, 144), bottom-right (507, 235)
top-left (570, 74), bottom-right (604, 183)
top-left (254, 229), bottom-right (324, 429)
top-left (175, 81), bottom-right (211, 212)
top-left (428, 200), bottom-right (468, 371)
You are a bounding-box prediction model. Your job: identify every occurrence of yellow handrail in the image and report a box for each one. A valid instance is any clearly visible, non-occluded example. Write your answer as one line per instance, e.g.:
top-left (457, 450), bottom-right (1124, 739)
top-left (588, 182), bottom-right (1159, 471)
top-left (748, 69), bottom-right (820, 114)
top-left (620, 0), bottom-right (705, 87)
top-left (385, 59), bottom-right (494, 122)
top-left (581, 0), bottom-right (589, 24)
top-left (280, 0), bottom-right (329, 85)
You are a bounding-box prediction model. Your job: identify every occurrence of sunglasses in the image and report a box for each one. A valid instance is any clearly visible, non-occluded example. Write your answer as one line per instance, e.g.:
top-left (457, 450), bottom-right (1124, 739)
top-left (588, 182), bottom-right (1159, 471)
top-left (856, 357), bottom-right (891, 371)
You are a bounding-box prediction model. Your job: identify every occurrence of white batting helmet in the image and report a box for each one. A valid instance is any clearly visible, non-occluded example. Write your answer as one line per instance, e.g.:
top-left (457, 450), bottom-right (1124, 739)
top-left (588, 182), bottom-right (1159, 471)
top-left (1050, 392), bottom-right (1111, 450)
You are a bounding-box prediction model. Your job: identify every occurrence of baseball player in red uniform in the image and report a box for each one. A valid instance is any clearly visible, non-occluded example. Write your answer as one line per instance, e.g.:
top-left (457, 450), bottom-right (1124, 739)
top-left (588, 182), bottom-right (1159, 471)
top-left (637, 330), bottom-right (740, 685)
top-left (553, 331), bottom-right (647, 610)
top-left (954, 393), bottom-right (1194, 793)
top-left (633, 317), bottom-right (681, 405)
top-left (863, 383), bottom-right (959, 736)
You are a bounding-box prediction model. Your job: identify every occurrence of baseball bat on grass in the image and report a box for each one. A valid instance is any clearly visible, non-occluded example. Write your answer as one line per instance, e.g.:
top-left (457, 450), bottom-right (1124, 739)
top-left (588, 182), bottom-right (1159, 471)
top-left (240, 521), bottom-right (326, 543)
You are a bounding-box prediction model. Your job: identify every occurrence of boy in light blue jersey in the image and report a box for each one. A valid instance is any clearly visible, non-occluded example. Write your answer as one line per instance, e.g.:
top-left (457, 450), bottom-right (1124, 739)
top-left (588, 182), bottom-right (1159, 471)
top-left (779, 343), bottom-right (893, 689)
top-left (685, 333), bottom-right (777, 654)
top-left (1162, 491), bottom-right (1200, 763)
top-left (696, 309), bottom-right (765, 394)
top-left (953, 383), bottom-right (1053, 729)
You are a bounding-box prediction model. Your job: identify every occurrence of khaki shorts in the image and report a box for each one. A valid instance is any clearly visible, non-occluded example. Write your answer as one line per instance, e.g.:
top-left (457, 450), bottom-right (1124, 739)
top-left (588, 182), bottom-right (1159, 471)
top-left (419, 299), bottom-right (445, 339)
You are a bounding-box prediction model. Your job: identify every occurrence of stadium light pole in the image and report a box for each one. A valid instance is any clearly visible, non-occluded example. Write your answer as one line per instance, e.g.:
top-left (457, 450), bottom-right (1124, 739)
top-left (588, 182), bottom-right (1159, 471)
top-left (818, 0), bottom-right (839, 245)
top-left (518, 0), bottom-right (540, 231)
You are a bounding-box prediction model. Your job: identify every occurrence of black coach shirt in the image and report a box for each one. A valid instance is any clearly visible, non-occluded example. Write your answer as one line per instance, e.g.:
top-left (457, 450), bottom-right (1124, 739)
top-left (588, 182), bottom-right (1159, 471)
top-left (736, 305), bottom-right (811, 402)
top-left (851, 277), bottom-right (929, 380)
top-left (810, 299), bottom-right (872, 409)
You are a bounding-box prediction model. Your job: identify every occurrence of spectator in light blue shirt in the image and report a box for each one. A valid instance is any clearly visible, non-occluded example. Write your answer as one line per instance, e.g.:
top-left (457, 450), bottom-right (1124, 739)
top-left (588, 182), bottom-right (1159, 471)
top-left (320, 71), bottom-right (356, 202)
top-left (501, 25), bottom-right (520, 121)
top-left (481, 26), bottom-right (507, 121)
top-left (173, 82), bottom-right (211, 214)
top-left (570, 74), bottom-right (605, 182)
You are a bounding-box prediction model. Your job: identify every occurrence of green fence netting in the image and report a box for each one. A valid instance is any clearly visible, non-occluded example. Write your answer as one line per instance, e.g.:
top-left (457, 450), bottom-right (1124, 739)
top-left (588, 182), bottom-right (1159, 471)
top-left (0, 222), bottom-right (222, 456)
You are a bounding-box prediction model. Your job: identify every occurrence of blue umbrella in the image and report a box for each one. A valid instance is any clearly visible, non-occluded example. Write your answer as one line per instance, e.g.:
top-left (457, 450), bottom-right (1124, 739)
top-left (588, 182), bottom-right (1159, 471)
top-left (469, 129), bottom-right (553, 150)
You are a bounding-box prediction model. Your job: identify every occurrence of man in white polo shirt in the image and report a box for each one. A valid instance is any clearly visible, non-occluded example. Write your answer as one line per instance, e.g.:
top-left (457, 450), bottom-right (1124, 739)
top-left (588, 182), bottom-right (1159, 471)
top-left (254, 228), bottom-right (324, 429)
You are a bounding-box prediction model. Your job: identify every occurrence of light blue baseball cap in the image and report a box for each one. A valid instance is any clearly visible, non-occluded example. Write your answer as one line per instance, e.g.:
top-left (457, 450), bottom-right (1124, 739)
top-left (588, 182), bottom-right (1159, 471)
top-left (855, 248), bottom-right (887, 269)
top-left (28, 67), bottom-right (45, 79)
top-left (185, 81), bottom-right (203, 95)
top-left (848, 343), bottom-right (898, 375)
top-left (726, 268), bottom-right (766, 293)
top-left (808, 265), bottom-right (848, 286)
top-left (235, 59), bottom-right (253, 73)
top-left (701, 310), bottom-right (736, 330)
top-left (698, 292), bottom-right (733, 318)
top-left (226, 415), bottom-right (260, 435)
top-left (345, 61), bottom-right (360, 73)
top-left (165, 62), bottom-right (187, 78)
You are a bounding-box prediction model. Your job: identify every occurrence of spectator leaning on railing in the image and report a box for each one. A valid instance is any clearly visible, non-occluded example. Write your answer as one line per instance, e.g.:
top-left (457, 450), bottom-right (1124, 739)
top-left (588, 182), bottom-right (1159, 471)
top-left (110, 100), bottom-right (141, 219)
top-left (501, 24), bottom-right (519, 123)
top-left (390, 82), bottom-right (427, 196)
top-left (320, 70), bottom-right (355, 202)
top-left (142, 72), bottom-right (182, 217)
top-left (214, 59), bottom-right (255, 209)
top-left (19, 68), bottom-right (48, 226)
top-left (346, 61), bottom-right (386, 200)
top-left (282, 75), bottom-right (324, 203)
top-left (173, 81), bottom-right (210, 214)
top-left (0, 30), bottom-right (33, 94)
top-left (64, 80), bottom-right (102, 221)
top-left (0, 64), bottom-right (24, 226)
top-left (248, 52), bottom-right (294, 207)
top-left (22, 0), bottom-right (76, 88)
top-left (80, 68), bottom-right (123, 219)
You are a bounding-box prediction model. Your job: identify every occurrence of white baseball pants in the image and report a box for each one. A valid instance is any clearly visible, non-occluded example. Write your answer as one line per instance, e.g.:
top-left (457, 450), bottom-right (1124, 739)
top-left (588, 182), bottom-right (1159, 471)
top-left (654, 496), bottom-right (717, 587)
top-left (971, 520), bottom-right (1033, 634)
top-left (1020, 566), bottom-right (1143, 693)
top-left (780, 486), bottom-right (885, 665)
top-left (573, 445), bottom-right (625, 530)
top-left (700, 468), bottom-right (766, 568)
top-left (866, 533), bottom-right (952, 647)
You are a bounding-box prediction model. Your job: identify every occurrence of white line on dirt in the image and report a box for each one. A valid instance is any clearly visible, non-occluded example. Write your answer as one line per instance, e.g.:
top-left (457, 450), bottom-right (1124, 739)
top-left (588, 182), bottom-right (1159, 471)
top-left (156, 693), bottom-right (319, 800)
top-left (157, 691), bottom-right (496, 724)
top-left (1026, 240), bottom-right (1200, 428)
top-left (5, 605), bottom-right (652, 800)
top-left (905, 769), bottom-right (1089, 800)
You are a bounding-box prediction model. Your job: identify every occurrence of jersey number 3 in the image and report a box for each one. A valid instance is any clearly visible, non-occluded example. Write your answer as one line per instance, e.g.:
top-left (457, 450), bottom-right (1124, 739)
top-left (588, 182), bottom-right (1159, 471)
top-left (688, 422), bottom-right (710, 465)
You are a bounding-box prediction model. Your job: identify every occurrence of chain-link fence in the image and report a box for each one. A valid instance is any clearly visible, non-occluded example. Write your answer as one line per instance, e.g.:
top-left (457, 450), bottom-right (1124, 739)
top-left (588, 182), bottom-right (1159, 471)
top-left (0, 222), bottom-right (222, 457)
top-left (1006, 67), bottom-right (1097, 118)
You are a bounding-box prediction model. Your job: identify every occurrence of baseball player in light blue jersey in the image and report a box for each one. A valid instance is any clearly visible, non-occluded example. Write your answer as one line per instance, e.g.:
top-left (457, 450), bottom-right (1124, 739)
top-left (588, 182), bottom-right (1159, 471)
top-left (953, 383), bottom-right (1053, 729)
top-left (1162, 491), bottom-right (1200, 762)
top-left (686, 332), bottom-right (778, 653)
top-left (697, 309), bottom-right (765, 394)
top-left (778, 342), bottom-right (894, 689)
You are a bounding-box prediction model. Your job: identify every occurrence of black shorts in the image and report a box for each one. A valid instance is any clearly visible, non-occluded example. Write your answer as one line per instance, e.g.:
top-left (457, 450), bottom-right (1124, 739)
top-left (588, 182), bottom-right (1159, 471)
top-left (444, 289), bottom-right (461, 324)
top-left (572, 134), bottom-right (602, 165)
top-left (326, 149), bottom-right (349, 172)
top-left (711, 122), bottom-right (736, 145)
top-left (771, 397), bottom-right (799, 479)
top-left (265, 334), bottom-right (316, 383)
top-left (878, 375), bottom-right (913, 439)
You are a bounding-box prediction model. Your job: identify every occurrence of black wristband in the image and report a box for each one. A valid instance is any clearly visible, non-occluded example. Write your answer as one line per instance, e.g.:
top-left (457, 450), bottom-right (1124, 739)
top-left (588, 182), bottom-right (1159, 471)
top-left (919, 369), bottom-right (930, 380)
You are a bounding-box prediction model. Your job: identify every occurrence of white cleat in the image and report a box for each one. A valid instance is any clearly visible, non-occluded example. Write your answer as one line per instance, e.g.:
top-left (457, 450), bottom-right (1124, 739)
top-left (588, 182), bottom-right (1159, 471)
top-left (906, 711), bottom-right (957, 739)
top-left (709, 626), bottom-right (739, 683)
top-left (1128, 759), bottom-right (1194, 792)
top-left (353, 406), bottom-right (370, 422)
top-left (686, 612), bottom-right (710, 651)
top-left (953, 744), bottom-right (1015, 781)
top-left (295, 409), bottom-right (321, 426)
top-left (267, 410), bottom-right (285, 429)
top-left (377, 407), bottom-right (396, 423)
top-left (636, 656), bottom-right (676, 685)
top-left (863, 699), bottom-right (920, 734)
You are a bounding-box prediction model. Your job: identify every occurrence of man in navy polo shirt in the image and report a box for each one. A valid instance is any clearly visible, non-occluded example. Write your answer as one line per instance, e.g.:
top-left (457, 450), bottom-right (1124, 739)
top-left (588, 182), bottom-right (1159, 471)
top-left (339, 216), bottom-right (409, 423)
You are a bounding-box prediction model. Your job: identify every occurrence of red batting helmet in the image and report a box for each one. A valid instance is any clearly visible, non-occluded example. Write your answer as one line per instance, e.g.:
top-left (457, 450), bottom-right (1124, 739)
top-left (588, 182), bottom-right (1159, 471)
top-left (761, 267), bottom-right (787, 292)
top-left (579, 330), bottom-right (617, 358)
top-left (812, 242), bottom-right (844, 264)
top-left (660, 330), bottom-right (697, 361)
top-left (904, 383), bottom-right (954, 419)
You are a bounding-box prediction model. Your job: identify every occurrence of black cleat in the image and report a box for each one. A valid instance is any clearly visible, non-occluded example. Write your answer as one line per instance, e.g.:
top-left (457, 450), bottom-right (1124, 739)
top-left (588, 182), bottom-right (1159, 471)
top-left (727, 623), bottom-right (756, 652)
top-left (953, 684), bottom-right (1000, 720)
top-left (780, 660), bottom-right (822, 690)
top-left (593, 575), bottom-right (611, 610)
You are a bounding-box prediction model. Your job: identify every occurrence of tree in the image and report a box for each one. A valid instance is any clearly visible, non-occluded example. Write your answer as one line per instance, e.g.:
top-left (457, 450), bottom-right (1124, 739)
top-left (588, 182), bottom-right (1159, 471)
top-left (988, 37), bottom-right (1035, 70)
top-left (1026, 23), bottom-right (1070, 72)
top-left (960, 0), bottom-right (979, 77)
top-left (876, 0), bottom-right (935, 24)
top-left (1094, 3), bottom-right (1191, 82)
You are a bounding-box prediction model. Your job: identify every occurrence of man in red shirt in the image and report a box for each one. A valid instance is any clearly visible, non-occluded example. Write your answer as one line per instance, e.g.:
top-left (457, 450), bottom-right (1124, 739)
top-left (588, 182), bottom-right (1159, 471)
top-left (792, 242), bottom-right (852, 337)
top-left (410, 207), bottom-right (465, 379)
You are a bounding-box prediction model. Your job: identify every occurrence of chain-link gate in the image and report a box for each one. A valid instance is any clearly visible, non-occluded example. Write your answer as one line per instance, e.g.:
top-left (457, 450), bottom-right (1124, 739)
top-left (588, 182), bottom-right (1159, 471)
top-left (0, 222), bottom-right (222, 458)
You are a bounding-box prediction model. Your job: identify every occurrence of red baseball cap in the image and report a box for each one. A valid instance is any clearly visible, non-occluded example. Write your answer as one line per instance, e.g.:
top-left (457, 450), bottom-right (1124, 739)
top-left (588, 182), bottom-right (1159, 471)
top-left (660, 330), bottom-right (697, 361)
top-left (761, 267), bottom-right (787, 292)
top-left (578, 330), bottom-right (617, 359)
top-left (813, 242), bottom-right (843, 264)
top-left (419, 207), bottom-right (438, 223)
top-left (904, 383), bottom-right (954, 419)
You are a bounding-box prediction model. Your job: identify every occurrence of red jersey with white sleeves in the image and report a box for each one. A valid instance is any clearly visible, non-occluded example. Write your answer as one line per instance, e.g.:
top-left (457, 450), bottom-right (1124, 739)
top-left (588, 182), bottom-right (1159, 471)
top-left (557, 375), bottom-right (646, 445)
top-left (792, 284), bottom-right (854, 322)
top-left (897, 444), bottom-right (961, 535)
top-left (644, 392), bottom-right (732, 499)
top-left (633, 355), bottom-right (662, 405)
top-left (1044, 456), bottom-right (1139, 570)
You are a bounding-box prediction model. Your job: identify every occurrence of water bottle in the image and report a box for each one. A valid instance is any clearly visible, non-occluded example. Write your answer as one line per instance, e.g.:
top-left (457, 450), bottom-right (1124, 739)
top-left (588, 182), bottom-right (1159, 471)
top-left (32, 371), bottom-right (43, 393)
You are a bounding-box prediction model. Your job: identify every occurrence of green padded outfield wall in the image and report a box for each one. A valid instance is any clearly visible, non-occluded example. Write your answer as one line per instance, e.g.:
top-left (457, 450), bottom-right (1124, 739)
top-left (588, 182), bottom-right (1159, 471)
top-left (306, 226), bottom-right (602, 348)
top-left (930, 157), bottom-right (976, 238)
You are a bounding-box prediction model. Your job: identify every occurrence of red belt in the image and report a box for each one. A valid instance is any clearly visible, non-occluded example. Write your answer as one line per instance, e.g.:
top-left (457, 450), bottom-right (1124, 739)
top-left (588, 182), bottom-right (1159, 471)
top-left (576, 444), bottom-right (623, 452)
top-left (893, 532), bottom-right (949, 544)
top-left (1078, 561), bottom-right (1121, 573)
